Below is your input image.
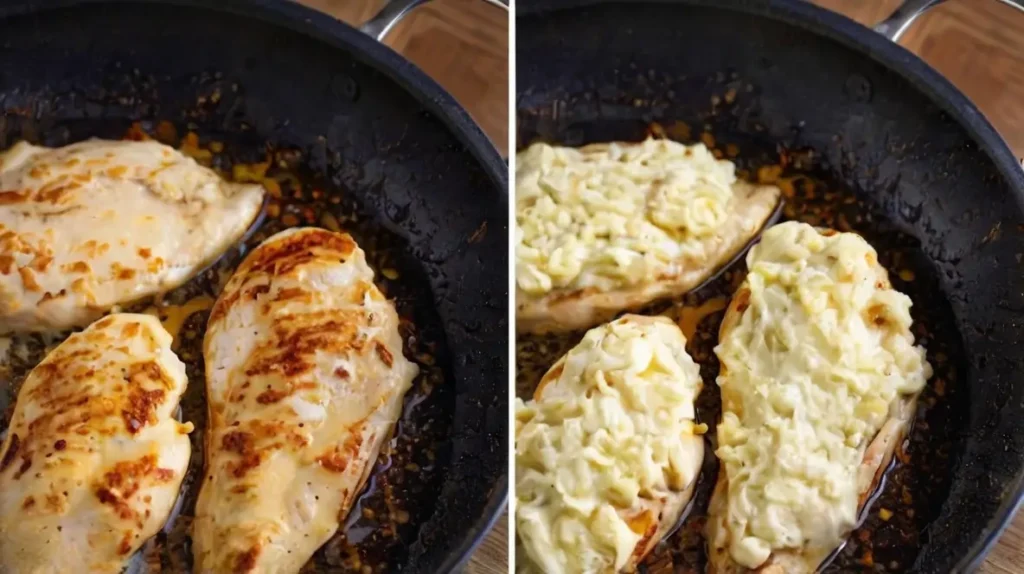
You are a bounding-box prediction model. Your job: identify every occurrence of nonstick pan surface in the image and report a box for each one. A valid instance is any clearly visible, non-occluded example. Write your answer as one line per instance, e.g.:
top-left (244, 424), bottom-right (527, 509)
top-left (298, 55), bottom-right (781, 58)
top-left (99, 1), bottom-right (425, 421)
top-left (0, 1), bottom-right (508, 572)
top-left (516, 0), bottom-right (1024, 572)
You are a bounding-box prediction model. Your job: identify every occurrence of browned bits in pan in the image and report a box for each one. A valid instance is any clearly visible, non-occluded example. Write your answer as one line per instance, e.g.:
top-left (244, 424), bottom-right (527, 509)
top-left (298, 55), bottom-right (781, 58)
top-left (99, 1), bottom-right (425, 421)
top-left (154, 121), bottom-right (178, 144)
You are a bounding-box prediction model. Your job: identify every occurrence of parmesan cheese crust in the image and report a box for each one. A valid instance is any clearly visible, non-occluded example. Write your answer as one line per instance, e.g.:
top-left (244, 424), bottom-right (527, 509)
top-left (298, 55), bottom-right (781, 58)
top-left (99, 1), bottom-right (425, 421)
top-left (708, 222), bottom-right (931, 572)
top-left (516, 315), bottom-right (705, 573)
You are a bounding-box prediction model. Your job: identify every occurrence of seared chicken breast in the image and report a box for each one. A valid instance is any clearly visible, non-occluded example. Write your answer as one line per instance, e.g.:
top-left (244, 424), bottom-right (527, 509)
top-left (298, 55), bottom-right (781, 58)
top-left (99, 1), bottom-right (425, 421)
top-left (707, 222), bottom-right (932, 573)
top-left (0, 139), bottom-right (264, 333)
top-left (193, 227), bottom-right (418, 573)
top-left (516, 315), bottom-right (705, 573)
top-left (0, 314), bottom-right (192, 574)
top-left (515, 138), bottom-right (780, 334)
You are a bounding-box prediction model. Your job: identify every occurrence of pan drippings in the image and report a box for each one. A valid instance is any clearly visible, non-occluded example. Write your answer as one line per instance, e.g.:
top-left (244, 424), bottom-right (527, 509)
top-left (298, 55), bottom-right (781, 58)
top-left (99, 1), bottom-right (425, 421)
top-left (0, 123), bottom-right (453, 573)
top-left (516, 130), bottom-right (967, 573)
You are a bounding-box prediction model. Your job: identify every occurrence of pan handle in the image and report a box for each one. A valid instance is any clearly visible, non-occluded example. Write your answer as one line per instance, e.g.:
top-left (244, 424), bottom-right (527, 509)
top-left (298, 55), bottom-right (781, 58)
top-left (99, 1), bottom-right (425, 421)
top-left (874, 0), bottom-right (1024, 41)
top-left (358, 0), bottom-right (508, 42)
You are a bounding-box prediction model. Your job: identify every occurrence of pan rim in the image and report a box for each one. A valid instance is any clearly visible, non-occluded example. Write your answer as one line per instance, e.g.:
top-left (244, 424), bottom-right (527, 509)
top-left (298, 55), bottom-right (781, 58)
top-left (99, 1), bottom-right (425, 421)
top-left (516, 0), bottom-right (1024, 571)
top-left (0, 0), bottom-right (509, 196)
top-left (516, 0), bottom-right (1024, 203)
top-left (0, 1), bottom-right (509, 573)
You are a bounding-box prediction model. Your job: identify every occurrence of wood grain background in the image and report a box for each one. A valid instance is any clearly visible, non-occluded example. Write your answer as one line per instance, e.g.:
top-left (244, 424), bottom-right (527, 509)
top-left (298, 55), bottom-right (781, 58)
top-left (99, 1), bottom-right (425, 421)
top-left (300, 0), bottom-right (1024, 572)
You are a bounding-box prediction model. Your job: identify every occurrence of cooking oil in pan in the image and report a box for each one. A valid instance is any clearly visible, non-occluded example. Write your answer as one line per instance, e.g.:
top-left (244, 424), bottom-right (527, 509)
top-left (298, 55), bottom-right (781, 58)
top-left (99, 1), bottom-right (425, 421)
top-left (515, 130), bottom-right (968, 573)
top-left (0, 122), bottom-right (454, 573)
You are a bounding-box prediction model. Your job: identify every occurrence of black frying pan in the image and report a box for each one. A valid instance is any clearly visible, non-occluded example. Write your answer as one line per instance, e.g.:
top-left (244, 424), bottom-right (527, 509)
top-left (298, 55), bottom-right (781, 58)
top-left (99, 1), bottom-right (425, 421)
top-left (516, 0), bottom-right (1024, 571)
top-left (0, 0), bottom-right (507, 572)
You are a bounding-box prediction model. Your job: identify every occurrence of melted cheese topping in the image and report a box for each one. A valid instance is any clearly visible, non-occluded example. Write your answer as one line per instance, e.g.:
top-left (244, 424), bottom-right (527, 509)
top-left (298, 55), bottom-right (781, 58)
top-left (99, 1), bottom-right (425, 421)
top-left (0, 139), bottom-right (264, 333)
top-left (515, 138), bottom-right (736, 295)
top-left (713, 222), bottom-right (932, 568)
top-left (516, 316), bottom-right (704, 573)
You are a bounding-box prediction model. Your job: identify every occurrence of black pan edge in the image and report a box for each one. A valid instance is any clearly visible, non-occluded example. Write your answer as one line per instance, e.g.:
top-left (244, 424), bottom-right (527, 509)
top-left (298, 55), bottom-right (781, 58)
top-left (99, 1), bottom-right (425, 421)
top-left (0, 0), bottom-right (510, 197)
top-left (517, 0), bottom-right (1024, 571)
top-left (516, 0), bottom-right (1024, 205)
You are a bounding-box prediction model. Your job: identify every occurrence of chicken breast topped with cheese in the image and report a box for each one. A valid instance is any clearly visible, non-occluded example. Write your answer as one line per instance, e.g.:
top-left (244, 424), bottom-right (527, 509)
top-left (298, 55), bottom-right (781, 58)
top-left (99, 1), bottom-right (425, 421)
top-left (193, 227), bottom-right (418, 573)
top-left (0, 139), bottom-right (265, 333)
top-left (516, 315), bottom-right (705, 574)
top-left (707, 222), bottom-right (932, 573)
top-left (515, 138), bottom-right (781, 334)
top-left (0, 313), bottom-right (192, 574)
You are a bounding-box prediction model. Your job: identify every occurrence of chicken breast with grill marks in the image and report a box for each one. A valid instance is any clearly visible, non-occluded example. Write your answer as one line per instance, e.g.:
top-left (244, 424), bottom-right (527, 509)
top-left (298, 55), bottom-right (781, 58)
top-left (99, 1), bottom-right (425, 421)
top-left (193, 227), bottom-right (418, 574)
top-left (0, 313), bottom-right (192, 574)
top-left (0, 139), bottom-right (264, 333)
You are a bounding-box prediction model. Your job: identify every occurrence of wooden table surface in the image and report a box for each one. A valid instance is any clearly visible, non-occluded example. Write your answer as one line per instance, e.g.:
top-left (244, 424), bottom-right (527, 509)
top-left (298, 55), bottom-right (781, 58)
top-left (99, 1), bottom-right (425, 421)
top-left (300, 0), bottom-right (1024, 572)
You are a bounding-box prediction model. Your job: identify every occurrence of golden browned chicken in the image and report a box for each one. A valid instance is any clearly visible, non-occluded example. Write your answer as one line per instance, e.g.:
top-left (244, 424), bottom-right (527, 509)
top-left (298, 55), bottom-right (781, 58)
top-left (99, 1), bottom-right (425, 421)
top-left (0, 139), bottom-right (264, 333)
top-left (0, 313), bottom-right (193, 573)
top-left (192, 227), bottom-right (418, 573)
top-left (515, 315), bottom-right (705, 573)
top-left (515, 138), bottom-right (780, 334)
top-left (708, 222), bottom-right (932, 573)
